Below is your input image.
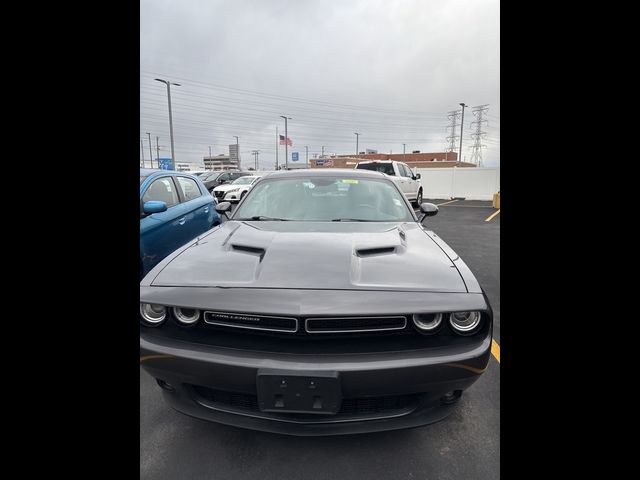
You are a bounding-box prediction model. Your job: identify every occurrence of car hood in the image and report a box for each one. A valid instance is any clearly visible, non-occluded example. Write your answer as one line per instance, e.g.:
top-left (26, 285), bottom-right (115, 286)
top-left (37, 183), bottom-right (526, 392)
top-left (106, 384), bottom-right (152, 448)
top-left (150, 221), bottom-right (468, 292)
top-left (213, 184), bottom-right (240, 193)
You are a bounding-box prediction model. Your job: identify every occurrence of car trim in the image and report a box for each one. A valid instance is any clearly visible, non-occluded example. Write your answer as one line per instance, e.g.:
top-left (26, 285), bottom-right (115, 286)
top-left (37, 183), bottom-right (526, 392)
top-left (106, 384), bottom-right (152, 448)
top-left (304, 316), bottom-right (408, 334)
top-left (203, 311), bottom-right (299, 333)
top-left (190, 389), bottom-right (418, 424)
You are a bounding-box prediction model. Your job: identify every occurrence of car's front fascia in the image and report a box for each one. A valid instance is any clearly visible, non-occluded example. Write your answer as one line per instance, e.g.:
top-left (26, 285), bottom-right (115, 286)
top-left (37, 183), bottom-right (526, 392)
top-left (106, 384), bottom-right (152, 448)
top-left (140, 223), bottom-right (492, 436)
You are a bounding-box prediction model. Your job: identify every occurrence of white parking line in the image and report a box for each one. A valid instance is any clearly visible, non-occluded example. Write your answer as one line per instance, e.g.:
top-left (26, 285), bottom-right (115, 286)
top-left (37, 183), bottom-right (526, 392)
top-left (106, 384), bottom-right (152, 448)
top-left (435, 199), bottom-right (459, 206)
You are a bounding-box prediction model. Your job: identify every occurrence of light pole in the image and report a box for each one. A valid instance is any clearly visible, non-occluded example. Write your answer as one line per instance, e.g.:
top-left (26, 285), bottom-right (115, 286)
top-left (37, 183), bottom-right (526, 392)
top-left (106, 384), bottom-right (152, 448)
top-left (233, 136), bottom-right (239, 169)
top-left (403, 143), bottom-right (406, 163)
top-left (141, 139), bottom-right (145, 168)
top-left (305, 146), bottom-right (309, 168)
top-left (155, 78), bottom-right (181, 170)
top-left (280, 116), bottom-right (291, 170)
top-left (156, 136), bottom-right (160, 166)
top-left (146, 132), bottom-right (153, 168)
top-left (321, 146), bottom-right (325, 157)
top-left (458, 102), bottom-right (467, 164)
top-left (354, 133), bottom-right (360, 156)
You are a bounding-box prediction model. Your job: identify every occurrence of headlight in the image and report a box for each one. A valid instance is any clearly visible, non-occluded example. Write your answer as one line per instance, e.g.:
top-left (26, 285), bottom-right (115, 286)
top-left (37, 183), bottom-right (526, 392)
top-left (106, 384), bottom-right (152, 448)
top-left (140, 303), bottom-right (166, 325)
top-left (173, 307), bottom-right (200, 325)
top-left (412, 313), bottom-right (442, 332)
top-left (226, 188), bottom-right (240, 194)
top-left (449, 311), bottom-right (481, 333)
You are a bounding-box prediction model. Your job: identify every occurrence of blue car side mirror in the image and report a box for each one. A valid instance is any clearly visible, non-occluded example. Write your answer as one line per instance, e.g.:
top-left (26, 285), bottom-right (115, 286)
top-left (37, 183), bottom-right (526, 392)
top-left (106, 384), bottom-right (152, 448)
top-left (143, 201), bottom-right (168, 214)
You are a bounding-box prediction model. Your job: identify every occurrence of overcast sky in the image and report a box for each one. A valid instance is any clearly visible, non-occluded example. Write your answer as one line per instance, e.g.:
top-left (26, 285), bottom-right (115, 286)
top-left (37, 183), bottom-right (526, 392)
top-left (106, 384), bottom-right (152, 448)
top-left (140, 0), bottom-right (499, 169)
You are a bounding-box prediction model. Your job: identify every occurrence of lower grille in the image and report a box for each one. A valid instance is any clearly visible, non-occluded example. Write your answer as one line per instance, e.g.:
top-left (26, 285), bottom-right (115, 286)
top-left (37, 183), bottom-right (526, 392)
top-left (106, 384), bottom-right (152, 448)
top-left (190, 385), bottom-right (420, 422)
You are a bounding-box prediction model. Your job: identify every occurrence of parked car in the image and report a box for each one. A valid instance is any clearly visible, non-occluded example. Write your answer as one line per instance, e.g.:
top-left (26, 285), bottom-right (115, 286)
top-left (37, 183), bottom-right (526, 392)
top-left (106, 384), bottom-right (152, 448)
top-left (355, 160), bottom-right (423, 206)
top-left (212, 175), bottom-right (263, 203)
top-left (140, 168), bottom-right (220, 278)
top-left (140, 169), bottom-right (492, 435)
top-left (200, 170), bottom-right (251, 192)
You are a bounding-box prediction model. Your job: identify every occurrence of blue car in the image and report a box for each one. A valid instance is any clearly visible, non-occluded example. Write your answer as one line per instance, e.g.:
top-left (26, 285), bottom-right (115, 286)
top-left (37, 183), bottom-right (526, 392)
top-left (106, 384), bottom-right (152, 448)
top-left (140, 169), bottom-right (220, 278)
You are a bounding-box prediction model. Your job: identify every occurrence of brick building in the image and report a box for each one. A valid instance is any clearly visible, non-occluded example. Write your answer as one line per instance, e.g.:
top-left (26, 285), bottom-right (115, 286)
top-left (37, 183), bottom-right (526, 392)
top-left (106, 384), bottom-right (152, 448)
top-left (309, 151), bottom-right (477, 169)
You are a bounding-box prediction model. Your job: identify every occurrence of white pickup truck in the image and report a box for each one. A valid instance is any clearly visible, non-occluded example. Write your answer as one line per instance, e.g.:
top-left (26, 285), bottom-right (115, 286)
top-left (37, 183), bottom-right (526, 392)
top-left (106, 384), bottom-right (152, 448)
top-left (354, 160), bottom-right (423, 206)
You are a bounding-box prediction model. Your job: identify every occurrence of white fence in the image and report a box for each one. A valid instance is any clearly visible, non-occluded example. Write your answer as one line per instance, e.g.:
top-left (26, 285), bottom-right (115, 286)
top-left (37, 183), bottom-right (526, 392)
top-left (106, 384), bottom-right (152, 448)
top-left (414, 167), bottom-right (500, 201)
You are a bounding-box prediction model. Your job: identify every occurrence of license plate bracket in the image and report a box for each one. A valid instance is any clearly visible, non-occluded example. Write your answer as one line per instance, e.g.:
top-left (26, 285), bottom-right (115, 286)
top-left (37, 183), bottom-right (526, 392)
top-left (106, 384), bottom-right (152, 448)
top-left (256, 369), bottom-right (342, 415)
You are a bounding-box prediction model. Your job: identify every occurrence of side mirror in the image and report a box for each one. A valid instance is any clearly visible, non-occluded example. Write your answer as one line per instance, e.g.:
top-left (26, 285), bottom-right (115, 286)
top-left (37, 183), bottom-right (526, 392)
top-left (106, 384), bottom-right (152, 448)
top-left (143, 201), bottom-right (168, 215)
top-left (215, 201), bottom-right (232, 217)
top-left (415, 173), bottom-right (421, 179)
top-left (419, 202), bottom-right (438, 223)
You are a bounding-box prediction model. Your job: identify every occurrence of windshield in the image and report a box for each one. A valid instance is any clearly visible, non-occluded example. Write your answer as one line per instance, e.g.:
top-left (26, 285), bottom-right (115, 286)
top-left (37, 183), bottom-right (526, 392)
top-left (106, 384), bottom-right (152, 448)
top-left (356, 162), bottom-right (395, 175)
top-left (233, 176), bottom-right (414, 222)
top-left (140, 176), bottom-right (148, 185)
top-left (232, 176), bottom-right (257, 185)
top-left (200, 172), bottom-right (219, 181)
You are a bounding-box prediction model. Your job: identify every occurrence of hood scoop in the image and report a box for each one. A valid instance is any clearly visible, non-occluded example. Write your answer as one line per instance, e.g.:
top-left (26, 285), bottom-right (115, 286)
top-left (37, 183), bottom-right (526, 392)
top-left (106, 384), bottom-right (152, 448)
top-left (231, 244), bottom-right (266, 261)
top-left (356, 246), bottom-right (396, 257)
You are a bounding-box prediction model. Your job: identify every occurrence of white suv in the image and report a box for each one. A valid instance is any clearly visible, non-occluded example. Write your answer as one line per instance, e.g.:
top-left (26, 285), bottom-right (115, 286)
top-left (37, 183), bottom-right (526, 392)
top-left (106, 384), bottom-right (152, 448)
top-left (355, 160), bottom-right (423, 206)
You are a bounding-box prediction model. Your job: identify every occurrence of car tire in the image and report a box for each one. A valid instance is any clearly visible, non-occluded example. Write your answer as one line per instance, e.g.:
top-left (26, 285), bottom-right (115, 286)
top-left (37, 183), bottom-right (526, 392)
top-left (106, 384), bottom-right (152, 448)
top-left (413, 189), bottom-right (423, 207)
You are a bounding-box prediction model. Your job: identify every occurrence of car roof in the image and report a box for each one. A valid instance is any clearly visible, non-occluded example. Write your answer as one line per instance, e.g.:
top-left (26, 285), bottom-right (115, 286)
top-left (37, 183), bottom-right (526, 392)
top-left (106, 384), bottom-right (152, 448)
top-left (140, 168), bottom-right (202, 180)
top-left (356, 160), bottom-right (394, 164)
top-left (264, 168), bottom-right (385, 178)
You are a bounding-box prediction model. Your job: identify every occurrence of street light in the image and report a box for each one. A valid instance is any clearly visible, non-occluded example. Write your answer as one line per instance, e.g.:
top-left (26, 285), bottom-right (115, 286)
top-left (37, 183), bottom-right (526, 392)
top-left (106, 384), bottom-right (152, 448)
top-left (459, 103), bottom-right (467, 164)
top-left (354, 133), bottom-right (361, 156)
top-left (403, 143), bottom-right (406, 164)
top-left (146, 132), bottom-right (153, 168)
top-left (305, 146), bottom-right (309, 168)
top-left (155, 78), bottom-right (181, 170)
top-left (280, 116), bottom-right (291, 169)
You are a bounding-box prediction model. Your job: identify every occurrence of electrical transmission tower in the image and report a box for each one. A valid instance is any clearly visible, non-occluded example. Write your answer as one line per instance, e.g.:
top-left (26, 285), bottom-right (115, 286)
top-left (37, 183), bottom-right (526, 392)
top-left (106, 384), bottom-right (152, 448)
top-left (445, 110), bottom-right (461, 161)
top-left (470, 105), bottom-right (489, 167)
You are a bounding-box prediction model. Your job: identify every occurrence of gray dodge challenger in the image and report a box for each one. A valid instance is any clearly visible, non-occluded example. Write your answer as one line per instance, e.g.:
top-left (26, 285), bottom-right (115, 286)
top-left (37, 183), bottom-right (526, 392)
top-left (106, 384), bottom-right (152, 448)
top-left (140, 169), bottom-right (493, 435)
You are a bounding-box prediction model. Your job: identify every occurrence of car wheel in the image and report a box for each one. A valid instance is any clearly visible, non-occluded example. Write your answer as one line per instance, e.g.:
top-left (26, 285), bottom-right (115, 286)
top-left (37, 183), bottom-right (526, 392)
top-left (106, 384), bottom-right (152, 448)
top-left (413, 189), bottom-right (423, 207)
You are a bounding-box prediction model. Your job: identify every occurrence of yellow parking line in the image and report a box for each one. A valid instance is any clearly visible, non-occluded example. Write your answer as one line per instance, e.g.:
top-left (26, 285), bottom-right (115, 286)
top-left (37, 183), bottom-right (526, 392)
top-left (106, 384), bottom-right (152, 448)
top-left (436, 199), bottom-right (459, 206)
top-left (485, 209), bottom-right (500, 222)
top-left (140, 354), bottom-right (173, 363)
top-left (491, 339), bottom-right (500, 363)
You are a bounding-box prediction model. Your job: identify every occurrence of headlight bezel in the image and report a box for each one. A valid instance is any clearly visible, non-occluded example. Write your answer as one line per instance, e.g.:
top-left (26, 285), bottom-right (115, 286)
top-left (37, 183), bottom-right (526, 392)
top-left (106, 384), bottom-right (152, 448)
top-left (412, 312), bottom-right (443, 334)
top-left (140, 303), bottom-right (167, 326)
top-left (448, 311), bottom-right (482, 334)
top-left (172, 307), bottom-right (201, 326)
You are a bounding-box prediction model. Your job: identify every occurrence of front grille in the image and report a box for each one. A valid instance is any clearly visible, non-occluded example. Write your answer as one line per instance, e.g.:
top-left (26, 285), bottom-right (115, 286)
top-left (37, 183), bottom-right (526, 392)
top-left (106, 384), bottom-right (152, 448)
top-left (305, 316), bottom-right (407, 333)
top-left (203, 311), bottom-right (298, 333)
top-left (190, 385), bottom-right (419, 422)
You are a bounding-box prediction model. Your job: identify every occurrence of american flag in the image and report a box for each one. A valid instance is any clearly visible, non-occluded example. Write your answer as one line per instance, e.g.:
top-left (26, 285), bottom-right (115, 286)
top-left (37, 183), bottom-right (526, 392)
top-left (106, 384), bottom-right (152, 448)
top-left (279, 135), bottom-right (292, 146)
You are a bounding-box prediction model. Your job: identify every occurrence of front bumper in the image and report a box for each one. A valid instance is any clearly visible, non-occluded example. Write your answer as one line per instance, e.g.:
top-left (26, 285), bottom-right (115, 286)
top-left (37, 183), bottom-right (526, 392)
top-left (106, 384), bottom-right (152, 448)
top-left (140, 330), bottom-right (491, 436)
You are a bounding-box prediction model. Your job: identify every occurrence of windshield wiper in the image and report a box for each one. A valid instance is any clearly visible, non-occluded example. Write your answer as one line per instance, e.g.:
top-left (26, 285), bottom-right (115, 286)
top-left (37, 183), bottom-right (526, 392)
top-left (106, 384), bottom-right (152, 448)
top-left (236, 216), bottom-right (290, 221)
top-left (331, 218), bottom-right (375, 222)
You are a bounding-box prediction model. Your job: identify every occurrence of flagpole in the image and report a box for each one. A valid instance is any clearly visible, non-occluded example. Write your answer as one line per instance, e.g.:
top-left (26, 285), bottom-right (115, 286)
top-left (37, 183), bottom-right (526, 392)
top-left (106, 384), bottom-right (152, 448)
top-left (275, 125), bottom-right (279, 170)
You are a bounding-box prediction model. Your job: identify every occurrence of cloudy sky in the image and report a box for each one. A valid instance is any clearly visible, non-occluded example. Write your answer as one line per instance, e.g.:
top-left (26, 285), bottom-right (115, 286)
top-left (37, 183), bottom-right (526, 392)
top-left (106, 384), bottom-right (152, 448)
top-left (140, 0), bottom-right (499, 169)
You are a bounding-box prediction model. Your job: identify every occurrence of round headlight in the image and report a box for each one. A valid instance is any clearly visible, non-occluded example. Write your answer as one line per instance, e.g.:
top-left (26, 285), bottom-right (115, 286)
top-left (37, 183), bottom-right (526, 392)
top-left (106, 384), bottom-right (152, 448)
top-left (173, 307), bottom-right (200, 325)
top-left (412, 313), bottom-right (442, 332)
top-left (449, 311), bottom-right (481, 333)
top-left (140, 303), bottom-right (166, 325)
